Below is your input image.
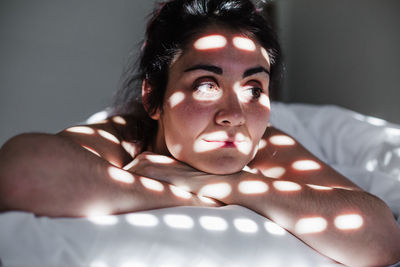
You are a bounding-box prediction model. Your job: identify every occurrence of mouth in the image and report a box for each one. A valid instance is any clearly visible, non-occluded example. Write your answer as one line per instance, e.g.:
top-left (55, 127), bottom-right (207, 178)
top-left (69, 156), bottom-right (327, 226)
top-left (204, 140), bottom-right (242, 148)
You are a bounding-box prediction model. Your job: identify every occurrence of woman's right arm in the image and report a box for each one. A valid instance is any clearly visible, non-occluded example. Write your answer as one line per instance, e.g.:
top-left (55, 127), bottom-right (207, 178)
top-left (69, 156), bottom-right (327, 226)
top-left (0, 118), bottom-right (214, 217)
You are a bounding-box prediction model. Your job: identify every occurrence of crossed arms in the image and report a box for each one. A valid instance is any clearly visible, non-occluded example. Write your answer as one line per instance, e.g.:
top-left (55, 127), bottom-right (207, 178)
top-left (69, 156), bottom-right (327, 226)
top-left (0, 116), bottom-right (399, 266)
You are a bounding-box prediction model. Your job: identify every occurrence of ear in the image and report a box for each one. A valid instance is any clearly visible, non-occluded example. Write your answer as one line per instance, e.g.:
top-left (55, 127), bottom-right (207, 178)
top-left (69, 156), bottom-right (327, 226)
top-left (142, 79), bottom-right (160, 120)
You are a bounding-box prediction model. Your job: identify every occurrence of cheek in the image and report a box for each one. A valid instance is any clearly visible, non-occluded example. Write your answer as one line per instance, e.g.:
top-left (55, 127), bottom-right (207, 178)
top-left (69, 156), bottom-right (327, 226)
top-left (162, 101), bottom-right (214, 152)
top-left (247, 107), bottom-right (270, 138)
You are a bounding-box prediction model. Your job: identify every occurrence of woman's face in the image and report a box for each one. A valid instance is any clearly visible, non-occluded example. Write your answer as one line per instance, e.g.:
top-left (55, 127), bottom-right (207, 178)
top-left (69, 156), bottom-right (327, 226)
top-left (151, 26), bottom-right (271, 174)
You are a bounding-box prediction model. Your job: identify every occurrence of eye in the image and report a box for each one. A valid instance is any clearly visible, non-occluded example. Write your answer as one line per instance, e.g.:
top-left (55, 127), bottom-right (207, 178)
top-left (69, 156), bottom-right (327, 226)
top-left (242, 84), bottom-right (264, 102)
top-left (192, 79), bottom-right (222, 100)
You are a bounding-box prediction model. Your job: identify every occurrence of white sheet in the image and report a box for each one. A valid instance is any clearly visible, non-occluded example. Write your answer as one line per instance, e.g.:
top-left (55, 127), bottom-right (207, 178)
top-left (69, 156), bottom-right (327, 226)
top-left (1, 102), bottom-right (400, 267)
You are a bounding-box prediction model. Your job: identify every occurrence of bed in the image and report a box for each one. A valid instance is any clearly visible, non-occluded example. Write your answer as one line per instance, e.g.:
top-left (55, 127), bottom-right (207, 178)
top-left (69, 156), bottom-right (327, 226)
top-left (1, 102), bottom-right (400, 267)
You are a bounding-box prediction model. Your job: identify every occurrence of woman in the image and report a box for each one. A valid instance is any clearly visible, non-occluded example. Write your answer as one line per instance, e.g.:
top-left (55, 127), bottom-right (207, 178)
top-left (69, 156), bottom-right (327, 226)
top-left (0, 0), bottom-right (399, 265)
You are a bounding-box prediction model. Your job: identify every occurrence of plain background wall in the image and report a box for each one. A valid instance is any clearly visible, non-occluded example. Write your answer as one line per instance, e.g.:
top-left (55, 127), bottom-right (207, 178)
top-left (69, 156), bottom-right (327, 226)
top-left (1, 0), bottom-right (400, 146)
top-left (277, 0), bottom-right (400, 123)
top-left (0, 0), bottom-right (155, 145)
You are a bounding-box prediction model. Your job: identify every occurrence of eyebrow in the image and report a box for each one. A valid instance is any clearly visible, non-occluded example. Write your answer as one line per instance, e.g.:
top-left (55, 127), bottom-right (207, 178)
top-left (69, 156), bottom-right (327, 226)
top-left (183, 64), bottom-right (270, 78)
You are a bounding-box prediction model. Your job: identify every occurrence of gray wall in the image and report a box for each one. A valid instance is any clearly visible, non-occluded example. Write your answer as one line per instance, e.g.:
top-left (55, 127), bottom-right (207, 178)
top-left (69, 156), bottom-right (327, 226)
top-left (1, 0), bottom-right (400, 146)
top-left (0, 0), bottom-right (155, 145)
top-left (277, 0), bottom-right (400, 124)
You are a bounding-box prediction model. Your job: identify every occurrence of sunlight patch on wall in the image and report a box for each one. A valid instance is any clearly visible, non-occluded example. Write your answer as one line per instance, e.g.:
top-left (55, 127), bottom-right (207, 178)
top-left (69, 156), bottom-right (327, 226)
top-left (126, 213), bottom-right (159, 227)
top-left (295, 217), bottom-right (327, 234)
top-left (164, 214), bottom-right (194, 229)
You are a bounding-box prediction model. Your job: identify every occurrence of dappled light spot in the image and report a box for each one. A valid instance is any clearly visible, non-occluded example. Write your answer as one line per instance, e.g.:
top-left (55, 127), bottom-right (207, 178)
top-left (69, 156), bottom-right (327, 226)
top-left (385, 127), bottom-right (400, 137)
top-left (140, 177), bottom-right (164, 192)
top-left (258, 139), bottom-right (267, 150)
top-left (199, 216), bottom-right (228, 231)
top-left (169, 185), bottom-right (192, 199)
top-left (264, 221), bottom-right (286, 236)
top-left (242, 165), bottom-right (258, 174)
top-left (238, 180), bottom-right (268, 194)
top-left (108, 166), bottom-right (135, 184)
top-left (292, 160), bottom-right (321, 171)
top-left (164, 214), bottom-right (194, 229)
top-left (111, 116), bottom-right (127, 125)
top-left (352, 113), bottom-right (387, 126)
top-left (383, 151), bottom-right (393, 166)
top-left (66, 126), bottom-right (95, 135)
top-left (82, 145), bottom-right (101, 157)
top-left (334, 214), bottom-right (363, 230)
top-left (366, 159), bottom-right (377, 172)
top-left (235, 133), bottom-right (252, 155)
top-left (198, 183), bottom-right (232, 199)
top-left (121, 141), bottom-right (138, 158)
top-left (269, 135), bottom-right (295, 146)
top-left (259, 94), bottom-right (270, 109)
top-left (123, 158), bottom-right (138, 170)
top-left (295, 217), bottom-right (327, 234)
top-left (196, 261), bottom-right (217, 267)
top-left (90, 261), bottom-right (108, 267)
top-left (232, 36), bottom-right (256, 51)
top-left (273, 181), bottom-right (301, 192)
top-left (261, 47), bottom-right (271, 66)
top-left (261, 166), bottom-right (286, 178)
top-left (120, 261), bottom-right (147, 267)
top-left (86, 110), bottom-right (109, 124)
top-left (85, 205), bottom-right (112, 217)
top-left (97, 129), bottom-right (120, 144)
top-left (88, 215), bottom-right (119, 225)
top-left (125, 213), bottom-right (159, 227)
top-left (193, 34), bottom-right (227, 50)
top-left (233, 218), bottom-right (258, 233)
top-left (198, 196), bottom-right (217, 205)
top-left (168, 91), bottom-right (185, 108)
top-left (145, 154), bottom-right (175, 164)
top-left (306, 184), bottom-right (333, 191)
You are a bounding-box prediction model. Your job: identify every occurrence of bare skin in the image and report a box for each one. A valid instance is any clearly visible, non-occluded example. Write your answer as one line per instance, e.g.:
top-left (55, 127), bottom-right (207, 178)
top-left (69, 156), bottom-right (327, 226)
top-left (1, 26), bottom-right (399, 267)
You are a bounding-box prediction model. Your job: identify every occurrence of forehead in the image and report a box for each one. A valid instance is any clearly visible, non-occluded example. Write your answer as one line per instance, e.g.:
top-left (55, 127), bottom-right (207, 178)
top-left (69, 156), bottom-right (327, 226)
top-left (170, 26), bottom-right (270, 72)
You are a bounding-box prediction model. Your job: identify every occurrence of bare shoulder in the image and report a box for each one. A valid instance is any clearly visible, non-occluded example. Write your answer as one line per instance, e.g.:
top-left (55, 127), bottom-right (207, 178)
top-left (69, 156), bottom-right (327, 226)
top-left (248, 126), bottom-right (361, 189)
top-left (57, 115), bottom-right (144, 167)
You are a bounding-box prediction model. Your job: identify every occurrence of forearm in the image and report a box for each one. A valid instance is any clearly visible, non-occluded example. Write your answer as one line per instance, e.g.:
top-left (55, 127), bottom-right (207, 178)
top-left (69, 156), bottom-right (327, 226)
top-left (217, 172), bottom-right (400, 266)
top-left (0, 133), bottom-right (213, 217)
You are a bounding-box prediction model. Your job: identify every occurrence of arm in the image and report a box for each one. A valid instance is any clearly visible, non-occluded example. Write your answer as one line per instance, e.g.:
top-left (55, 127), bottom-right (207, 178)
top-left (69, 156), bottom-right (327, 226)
top-left (0, 117), bottom-right (217, 217)
top-left (129, 127), bottom-right (400, 266)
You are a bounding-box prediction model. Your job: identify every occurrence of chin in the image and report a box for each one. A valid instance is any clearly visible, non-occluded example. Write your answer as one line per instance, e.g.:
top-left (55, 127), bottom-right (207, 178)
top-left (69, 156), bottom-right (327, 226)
top-left (193, 157), bottom-right (248, 175)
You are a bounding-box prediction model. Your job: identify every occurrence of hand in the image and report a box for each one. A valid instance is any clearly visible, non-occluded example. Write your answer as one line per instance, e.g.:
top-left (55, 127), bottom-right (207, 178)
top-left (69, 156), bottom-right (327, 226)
top-left (124, 152), bottom-right (227, 204)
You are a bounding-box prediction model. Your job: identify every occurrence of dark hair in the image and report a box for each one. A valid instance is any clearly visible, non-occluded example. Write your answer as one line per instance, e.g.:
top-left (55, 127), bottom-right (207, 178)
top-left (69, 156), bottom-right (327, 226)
top-left (112, 0), bottom-right (282, 147)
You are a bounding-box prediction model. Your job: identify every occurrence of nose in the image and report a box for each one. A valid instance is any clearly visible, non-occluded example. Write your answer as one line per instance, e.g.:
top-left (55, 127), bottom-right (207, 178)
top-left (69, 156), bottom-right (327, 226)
top-left (215, 94), bottom-right (245, 127)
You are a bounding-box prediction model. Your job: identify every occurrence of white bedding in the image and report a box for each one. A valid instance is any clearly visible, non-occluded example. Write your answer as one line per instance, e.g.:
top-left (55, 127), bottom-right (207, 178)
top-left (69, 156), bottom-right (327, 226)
top-left (1, 102), bottom-right (400, 267)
